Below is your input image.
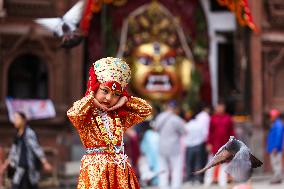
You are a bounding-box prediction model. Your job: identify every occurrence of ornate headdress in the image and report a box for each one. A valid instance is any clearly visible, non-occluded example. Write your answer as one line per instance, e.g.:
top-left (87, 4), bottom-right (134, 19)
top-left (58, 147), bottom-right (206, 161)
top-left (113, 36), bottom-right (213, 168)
top-left (85, 57), bottom-right (131, 96)
top-left (117, 1), bottom-right (193, 60)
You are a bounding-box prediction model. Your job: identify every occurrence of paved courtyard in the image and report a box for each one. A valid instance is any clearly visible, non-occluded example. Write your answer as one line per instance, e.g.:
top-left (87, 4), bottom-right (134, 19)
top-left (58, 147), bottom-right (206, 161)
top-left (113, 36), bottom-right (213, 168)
top-left (1, 173), bottom-right (283, 189)
top-left (144, 174), bottom-right (284, 189)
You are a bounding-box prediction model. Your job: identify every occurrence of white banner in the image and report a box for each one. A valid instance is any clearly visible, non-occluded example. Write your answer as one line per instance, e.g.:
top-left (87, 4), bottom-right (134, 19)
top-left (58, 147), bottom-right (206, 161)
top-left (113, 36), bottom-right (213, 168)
top-left (5, 98), bottom-right (56, 122)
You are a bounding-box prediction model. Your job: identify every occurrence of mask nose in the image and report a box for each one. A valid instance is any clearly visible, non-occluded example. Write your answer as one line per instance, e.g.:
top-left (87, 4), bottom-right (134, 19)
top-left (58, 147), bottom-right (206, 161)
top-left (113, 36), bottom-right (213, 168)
top-left (152, 58), bottom-right (164, 73)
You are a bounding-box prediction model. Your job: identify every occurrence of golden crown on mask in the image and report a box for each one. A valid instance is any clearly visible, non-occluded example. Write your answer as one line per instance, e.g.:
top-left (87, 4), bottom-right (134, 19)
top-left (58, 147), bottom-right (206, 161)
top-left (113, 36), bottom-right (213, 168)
top-left (124, 1), bottom-right (185, 56)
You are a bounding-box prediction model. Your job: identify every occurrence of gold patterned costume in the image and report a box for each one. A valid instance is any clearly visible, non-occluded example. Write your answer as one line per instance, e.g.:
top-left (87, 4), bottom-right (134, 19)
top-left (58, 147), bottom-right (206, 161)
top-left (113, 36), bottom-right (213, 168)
top-left (67, 57), bottom-right (152, 189)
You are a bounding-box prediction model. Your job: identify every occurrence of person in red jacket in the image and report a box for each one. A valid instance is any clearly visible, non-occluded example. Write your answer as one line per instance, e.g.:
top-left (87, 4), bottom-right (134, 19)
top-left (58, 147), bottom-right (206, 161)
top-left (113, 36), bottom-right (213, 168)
top-left (204, 101), bottom-right (235, 187)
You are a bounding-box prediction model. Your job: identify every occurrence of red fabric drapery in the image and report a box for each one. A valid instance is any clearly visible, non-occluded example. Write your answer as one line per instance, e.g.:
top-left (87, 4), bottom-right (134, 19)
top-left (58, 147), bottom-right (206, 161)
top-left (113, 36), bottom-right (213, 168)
top-left (80, 0), bottom-right (258, 33)
top-left (217, 0), bottom-right (258, 32)
top-left (80, 0), bottom-right (113, 34)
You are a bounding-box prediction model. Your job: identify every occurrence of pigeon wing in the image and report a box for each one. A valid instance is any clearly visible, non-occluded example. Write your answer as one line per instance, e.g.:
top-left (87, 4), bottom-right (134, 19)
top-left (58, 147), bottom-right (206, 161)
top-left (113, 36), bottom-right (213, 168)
top-left (60, 35), bottom-right (83, 48)
top-left (226, 146), bottom-right (252, 182)
top-left (250, 154), bottom-right (263, 168)
top-left (235, 139), bottom-right (263, 168)
top-left (35, 18), bottom-right (63, 36)
top-left (194, 149), bottom-right (234, 174)
top-left (214, 142), bottom-right (227, 156)
top-left (63, 0), bottom-right (84, 31)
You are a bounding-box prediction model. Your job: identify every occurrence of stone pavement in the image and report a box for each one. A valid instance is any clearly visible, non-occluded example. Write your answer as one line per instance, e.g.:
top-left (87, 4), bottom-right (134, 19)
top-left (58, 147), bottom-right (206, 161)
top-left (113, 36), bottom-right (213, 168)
top-left (2, 174), bottom-right (283, 189)
top-left (144, 174), bottom-right (284, 189)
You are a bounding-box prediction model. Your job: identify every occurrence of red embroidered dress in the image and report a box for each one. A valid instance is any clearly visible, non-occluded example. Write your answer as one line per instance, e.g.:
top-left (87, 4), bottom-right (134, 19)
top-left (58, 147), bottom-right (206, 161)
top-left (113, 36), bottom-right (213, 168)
top-left (67, 94), bottom-right (152, 189)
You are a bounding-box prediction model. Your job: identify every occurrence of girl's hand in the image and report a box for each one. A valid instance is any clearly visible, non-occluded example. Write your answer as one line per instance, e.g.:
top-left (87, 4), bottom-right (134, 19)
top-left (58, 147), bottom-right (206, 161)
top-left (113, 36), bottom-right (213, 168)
top-left (93, 96), bottom-right (108, 111)
top-left (107, 96), bottom-right (128, 111)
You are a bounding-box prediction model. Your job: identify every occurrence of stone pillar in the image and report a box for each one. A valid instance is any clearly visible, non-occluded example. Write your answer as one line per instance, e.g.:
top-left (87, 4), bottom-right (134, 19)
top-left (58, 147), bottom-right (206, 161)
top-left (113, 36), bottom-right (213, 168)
top-left (249, 0), bottom-right (265, 172)
top-left (250, 0), bottom-right (263, 127)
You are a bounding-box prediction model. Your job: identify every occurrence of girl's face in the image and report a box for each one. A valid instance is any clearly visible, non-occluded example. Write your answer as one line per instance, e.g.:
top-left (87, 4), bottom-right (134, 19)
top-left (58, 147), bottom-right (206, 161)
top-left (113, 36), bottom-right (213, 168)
top-left (95, 84), bottom-right (122, 109)
top-left (13, 113), bottom-right (26, 129)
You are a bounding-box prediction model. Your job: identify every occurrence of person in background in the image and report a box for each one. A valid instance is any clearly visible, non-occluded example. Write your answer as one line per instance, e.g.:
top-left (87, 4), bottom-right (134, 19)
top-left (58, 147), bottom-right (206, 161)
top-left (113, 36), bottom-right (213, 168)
top-left (0, 112), bottom-right (52, 189)
top-left (124, 128), bottom-right (141, 177)
top-left (154, 101), bottom-right (185, 189)
top-left (267, 109), bottom-right (284, 184)
top-left (205, 101), bottom-right (235, 187)
top-left (139, 122), bottom-right (159, 186)
top-left (184, 103), bottom-right (210, 185)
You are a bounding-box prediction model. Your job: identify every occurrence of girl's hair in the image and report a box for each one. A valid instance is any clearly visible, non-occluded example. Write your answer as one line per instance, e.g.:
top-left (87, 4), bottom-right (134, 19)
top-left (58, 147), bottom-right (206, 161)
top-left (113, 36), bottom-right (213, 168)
top-left (15, 111), bottom-right (27, 121)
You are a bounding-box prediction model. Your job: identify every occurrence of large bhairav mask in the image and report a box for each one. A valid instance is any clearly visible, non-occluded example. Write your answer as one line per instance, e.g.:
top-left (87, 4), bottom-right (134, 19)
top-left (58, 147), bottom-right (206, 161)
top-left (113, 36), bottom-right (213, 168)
top-left (117, 1), bottom-right (194, 101)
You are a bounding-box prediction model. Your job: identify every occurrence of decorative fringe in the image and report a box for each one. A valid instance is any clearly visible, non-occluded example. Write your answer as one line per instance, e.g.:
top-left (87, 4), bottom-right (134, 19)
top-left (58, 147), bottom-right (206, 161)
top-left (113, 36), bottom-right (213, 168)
top-left (217, 0), bottom-right (258, 32)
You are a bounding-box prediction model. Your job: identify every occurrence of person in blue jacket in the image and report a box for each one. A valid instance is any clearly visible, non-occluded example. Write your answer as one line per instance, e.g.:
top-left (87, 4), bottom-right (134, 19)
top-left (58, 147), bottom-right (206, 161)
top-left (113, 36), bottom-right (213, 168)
top-left (267, 109), bottom-right (284, 184)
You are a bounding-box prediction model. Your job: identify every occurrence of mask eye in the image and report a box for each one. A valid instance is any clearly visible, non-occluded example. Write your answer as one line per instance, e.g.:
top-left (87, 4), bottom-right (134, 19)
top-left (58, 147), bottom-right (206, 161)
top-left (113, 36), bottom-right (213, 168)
top-left (161, 57), bottom-right (176, 66)
top-left (138, 56), bottom-right (152, 65)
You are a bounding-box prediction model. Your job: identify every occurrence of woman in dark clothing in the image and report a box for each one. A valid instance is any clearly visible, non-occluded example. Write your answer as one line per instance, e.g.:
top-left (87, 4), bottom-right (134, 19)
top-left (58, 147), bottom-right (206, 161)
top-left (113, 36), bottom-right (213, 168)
top-left (0, 112), bottom-right (52, 189)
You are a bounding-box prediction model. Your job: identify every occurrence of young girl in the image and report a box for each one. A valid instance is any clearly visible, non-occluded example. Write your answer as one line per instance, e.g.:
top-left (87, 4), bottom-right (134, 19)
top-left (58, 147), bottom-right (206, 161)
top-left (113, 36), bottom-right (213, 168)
top-left (67, 57), bottom-right (152, 189)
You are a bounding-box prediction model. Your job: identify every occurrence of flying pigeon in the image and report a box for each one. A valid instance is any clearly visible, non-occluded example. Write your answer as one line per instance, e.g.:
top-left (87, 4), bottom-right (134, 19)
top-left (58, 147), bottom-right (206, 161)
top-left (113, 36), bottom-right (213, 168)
top-left (35, 0), bottom-right (84, 48)
top-left (194, 136), bottom-right (263, 182)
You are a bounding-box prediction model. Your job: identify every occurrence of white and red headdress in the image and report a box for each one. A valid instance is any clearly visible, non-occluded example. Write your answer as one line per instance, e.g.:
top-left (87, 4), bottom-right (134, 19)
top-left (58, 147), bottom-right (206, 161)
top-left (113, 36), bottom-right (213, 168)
top-left (85, 57), bottom-right (131, 96)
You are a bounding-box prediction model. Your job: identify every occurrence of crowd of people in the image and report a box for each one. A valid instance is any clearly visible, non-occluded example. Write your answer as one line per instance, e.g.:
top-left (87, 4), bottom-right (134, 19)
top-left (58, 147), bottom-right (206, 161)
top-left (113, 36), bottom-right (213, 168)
top-left (128, 102), bottom-right (284, 189)
top-left (123, 100), bottom-right (236, 188)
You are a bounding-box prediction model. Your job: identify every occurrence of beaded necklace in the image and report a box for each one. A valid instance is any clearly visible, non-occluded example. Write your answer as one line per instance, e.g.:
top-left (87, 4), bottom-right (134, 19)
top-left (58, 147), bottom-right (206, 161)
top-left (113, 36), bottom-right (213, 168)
top-left (94, 110), bottom-right (128, 169)
top-left (94, 109), bottom-right (123, 150)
